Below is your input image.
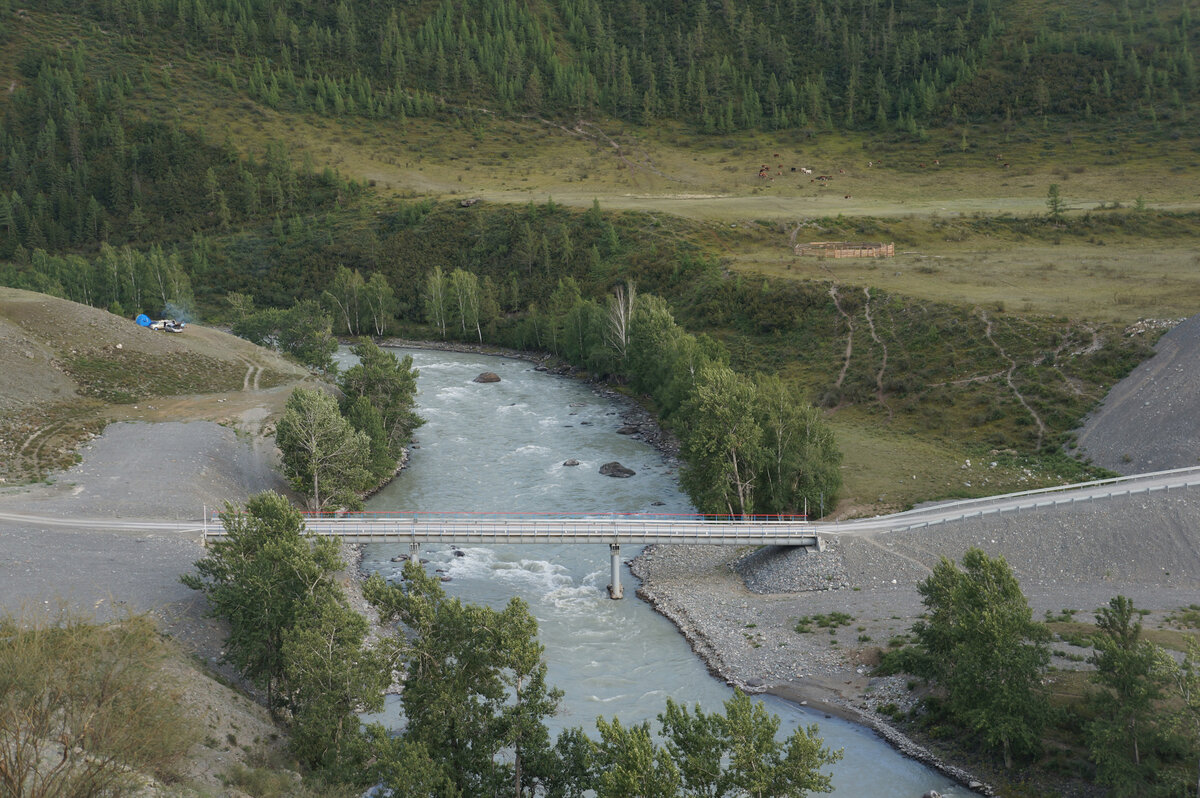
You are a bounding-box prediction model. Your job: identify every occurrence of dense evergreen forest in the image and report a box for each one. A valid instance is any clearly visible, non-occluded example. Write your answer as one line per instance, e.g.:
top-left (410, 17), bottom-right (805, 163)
top-left (30, 0), bottom-right (1200, 133)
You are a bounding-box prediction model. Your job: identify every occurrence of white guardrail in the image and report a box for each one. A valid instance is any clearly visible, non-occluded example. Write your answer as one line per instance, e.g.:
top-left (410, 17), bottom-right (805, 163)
top-left (196, 465), bottom-right (1200, 545)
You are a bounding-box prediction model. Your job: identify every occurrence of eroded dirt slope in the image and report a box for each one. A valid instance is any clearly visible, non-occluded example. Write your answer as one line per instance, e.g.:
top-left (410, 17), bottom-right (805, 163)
top-left (0, 287), bottom-right (315, 483)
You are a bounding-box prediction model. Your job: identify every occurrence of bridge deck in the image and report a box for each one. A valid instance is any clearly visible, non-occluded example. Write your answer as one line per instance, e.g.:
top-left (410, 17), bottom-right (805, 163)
top-left (204, 517), bottom-right (821, 548)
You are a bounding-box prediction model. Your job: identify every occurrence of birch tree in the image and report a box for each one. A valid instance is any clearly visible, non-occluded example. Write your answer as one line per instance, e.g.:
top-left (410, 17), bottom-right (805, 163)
top-left (448, 268), bottom-right (482, 342)
top-left (361, 272), bottom-right (394, 336)
top-left (605, 280), bottom-right (636, 363)
top-left (275, 388), bottom-right (370, 511)
top-left (754, 374), bottom-right (841, 516)
top-left (679, 363), bottom-right (764, 517)
top-left (322, 265), bottom-right (365, 335)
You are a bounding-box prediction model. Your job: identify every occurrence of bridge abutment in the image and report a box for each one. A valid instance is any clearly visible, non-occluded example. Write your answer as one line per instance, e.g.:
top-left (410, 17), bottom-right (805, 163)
top-left (607, 543), bottom-right (623, 599)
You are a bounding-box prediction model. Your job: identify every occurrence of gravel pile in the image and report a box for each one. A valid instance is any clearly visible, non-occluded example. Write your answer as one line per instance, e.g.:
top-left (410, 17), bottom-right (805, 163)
top-left (733, 543), bottom-right (850, 593)
top-left (1076, 313), bottom-right (1200, 474)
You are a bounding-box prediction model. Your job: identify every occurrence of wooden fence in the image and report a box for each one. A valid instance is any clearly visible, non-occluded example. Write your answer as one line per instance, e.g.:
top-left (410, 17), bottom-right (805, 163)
top-left (794, 241), bottom-right (895, 258)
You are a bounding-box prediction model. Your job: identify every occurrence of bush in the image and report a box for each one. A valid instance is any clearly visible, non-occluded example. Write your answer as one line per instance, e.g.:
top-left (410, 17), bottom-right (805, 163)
top-left (0, 610), bottom-right (198, 795)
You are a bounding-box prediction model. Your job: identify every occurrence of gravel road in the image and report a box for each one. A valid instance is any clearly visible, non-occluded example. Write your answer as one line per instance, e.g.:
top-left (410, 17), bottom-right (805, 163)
top-left (0, 420), bottom-right (291, 662)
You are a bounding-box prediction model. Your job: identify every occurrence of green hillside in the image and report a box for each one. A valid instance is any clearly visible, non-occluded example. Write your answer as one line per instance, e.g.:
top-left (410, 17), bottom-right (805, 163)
top-left (2, 2), bottom-right (1198, 511)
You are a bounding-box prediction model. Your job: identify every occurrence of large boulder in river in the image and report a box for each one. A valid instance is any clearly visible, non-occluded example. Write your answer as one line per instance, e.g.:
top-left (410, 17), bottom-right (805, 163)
top-left (599, 461), bottom-right (636, 478)
top-left (473, 372), bottom-right (501, 383)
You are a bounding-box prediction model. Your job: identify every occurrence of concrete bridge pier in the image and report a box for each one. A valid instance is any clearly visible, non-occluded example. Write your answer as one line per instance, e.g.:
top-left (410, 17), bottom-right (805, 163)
top-left (410, 541), bottom-right (420, 560)
top-left (607, 543), bottom-right (624, 599)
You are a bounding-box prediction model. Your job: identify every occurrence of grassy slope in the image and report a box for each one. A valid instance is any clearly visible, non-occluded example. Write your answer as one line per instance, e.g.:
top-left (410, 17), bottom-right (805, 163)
top-left (11, 9), bottom-right (1200, 510)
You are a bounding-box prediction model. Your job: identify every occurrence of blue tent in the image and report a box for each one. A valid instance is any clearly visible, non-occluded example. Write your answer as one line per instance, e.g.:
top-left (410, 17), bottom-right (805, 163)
top-left (135, 314), bottom-right (151, 327)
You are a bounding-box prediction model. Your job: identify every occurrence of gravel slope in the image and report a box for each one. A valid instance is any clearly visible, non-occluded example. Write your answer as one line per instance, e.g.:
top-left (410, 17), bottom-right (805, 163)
top-left (1076, 313), bottom-right (1200, 473)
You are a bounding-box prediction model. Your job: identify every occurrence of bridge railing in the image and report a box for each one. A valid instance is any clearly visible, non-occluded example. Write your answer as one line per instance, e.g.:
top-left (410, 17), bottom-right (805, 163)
top-left (295, 510), bottom-right (810, 523)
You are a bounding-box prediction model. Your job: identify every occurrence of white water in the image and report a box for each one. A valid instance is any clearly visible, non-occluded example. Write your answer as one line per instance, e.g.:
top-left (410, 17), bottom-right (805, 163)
top-left (349, 348), bottom-right (968, 796)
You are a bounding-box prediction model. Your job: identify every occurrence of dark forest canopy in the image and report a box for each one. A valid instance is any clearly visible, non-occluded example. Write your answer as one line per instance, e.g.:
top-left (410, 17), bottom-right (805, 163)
top-left (30, 0), bottom-right (1199, 133)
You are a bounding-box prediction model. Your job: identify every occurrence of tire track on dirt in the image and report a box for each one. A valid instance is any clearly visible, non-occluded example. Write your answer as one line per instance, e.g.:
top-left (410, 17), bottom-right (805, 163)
top-left (857, 536), bottom-right (933, 576)
top-left (977, 308), bottom-right (1048, 449)
top-left (828, 285), bottom-right (854, 389)
top-left (861, 288), bottom-right (892, 420)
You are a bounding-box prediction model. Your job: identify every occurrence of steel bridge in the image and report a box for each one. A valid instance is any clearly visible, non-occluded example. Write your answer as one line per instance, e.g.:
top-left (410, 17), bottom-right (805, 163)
top-left (204, 512), bottom-right (821, 599)
top-left (188, 464), bottom-right (1200, 599)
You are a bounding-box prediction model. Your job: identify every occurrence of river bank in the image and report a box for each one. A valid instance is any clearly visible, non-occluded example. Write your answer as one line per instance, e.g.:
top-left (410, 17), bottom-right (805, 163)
top-left (367, 340), bottom-right (993, 793)
top-left (629, 543), bottom-right (993, 794)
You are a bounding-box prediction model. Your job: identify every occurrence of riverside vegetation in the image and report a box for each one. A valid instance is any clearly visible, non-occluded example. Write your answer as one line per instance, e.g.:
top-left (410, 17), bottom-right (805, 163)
top-left (879, 550), bottom-right (1200, 796)
top-left (182, 493), bottom-right (845, 797)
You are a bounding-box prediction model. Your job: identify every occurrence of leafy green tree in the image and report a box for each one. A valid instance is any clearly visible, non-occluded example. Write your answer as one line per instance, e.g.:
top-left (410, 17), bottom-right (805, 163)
top-left (1087, 595), bottom-right (1176, 794)
top-left (425, 265), bottom-right (449, 339)
top-left (680, 363), bottom-right (764, 517)
top-left (593, 717), bottom-right (681, 798)
top-left (364, 562), bottom-right (564, 797)
top-left (911, 548), bottom-right (1050, 768)
top-left (231, 307), bottom-right (283, 346)
top-left (277, 299), bottom-right (338, 374)
top-left (322, 265), bottom-right (365, 335)
top-left (275, 388), bottom-right (371, 511)
top-left (754, 375), bottom-right (841, 516)
top-left (362, 271), bottom-right (395, 336)
top-left (181, 492), bottom-right (344, 711)
top-left (367, 729), bottom-right (460, 798)
top-left (280, 594), bottom-right (388, 776)
top-left (718, 691), bottom-right (840, 796)
top-left (224, 291), bottom-right (255, 322)
top-left (341, 395), bottom-right (395, 482)
top-left (593, 691), bottom-right (841, 798)
top-left (338, 338), bottom-right (423, 453)
top-left (448, 267), bottom-right (483, 341)
top-left (1173, 638), bottom-right (1200, 795)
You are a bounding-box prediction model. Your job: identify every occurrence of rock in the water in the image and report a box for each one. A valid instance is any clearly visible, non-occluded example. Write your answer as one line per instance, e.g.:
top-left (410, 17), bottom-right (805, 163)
top-left (473, 372), bottom-right (501, 383)
top-left (616, 425), bottom-right (638, 434)
top-left (453, 549), bottom-right (466, 557)
top-left (600, 461), bottom-right (636, 478)
top-left (651, 500), bottom-right (665, 506)
top-left (563, 459), bottom-right (580, 466)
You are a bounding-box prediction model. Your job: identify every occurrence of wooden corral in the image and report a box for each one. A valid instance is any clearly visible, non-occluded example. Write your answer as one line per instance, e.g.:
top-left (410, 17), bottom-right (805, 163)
top-left (795, 241), bottom-right (895, 258)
